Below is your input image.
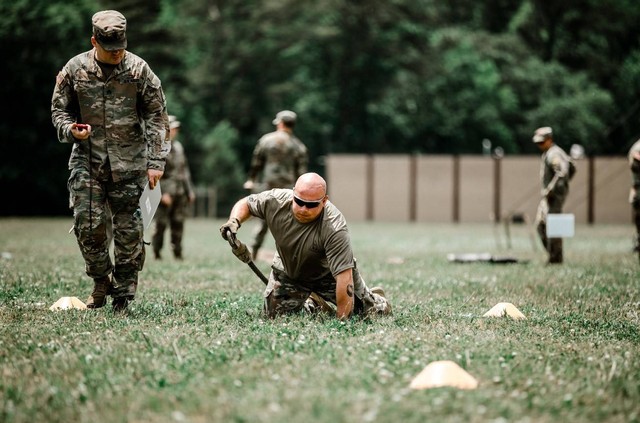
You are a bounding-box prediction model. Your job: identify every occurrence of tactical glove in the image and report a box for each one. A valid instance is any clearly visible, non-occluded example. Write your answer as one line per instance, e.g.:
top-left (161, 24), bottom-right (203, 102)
top-left (231, 240), bottom-right (252, 263)
top-left (220, 217), bottom-right (241, 240)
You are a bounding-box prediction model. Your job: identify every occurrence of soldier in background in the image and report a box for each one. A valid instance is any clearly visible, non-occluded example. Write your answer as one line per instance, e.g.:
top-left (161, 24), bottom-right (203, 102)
top-left (243, 110), bottom-right (308, 259)
top-left (152, 115), bottom-right (196, 260)
top-left (532, 127), bottom-right (576, 264)
top-left (51, 10), bottom-right (170, 312)
top-left (627, 139), bottom-right (640, 257)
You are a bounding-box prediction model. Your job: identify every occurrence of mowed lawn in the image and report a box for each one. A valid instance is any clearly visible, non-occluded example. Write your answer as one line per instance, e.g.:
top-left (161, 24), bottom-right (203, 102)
top-left (1, 217), bottom-right (639, 423)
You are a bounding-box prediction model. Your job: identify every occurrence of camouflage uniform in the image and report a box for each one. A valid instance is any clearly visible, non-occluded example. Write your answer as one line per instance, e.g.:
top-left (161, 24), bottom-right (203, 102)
top-left (535, 144), bottom-right (574, 263)
top-left (51, 48), bottom-right (170, 302)
top-left (247, 129), bottom-right (308, 257)
top-left (247, 189), bottom-right (391, 317)
top-left (628, 139), bottom-right (640, 251)
top-left (152, 138), bottom-right (194, 259)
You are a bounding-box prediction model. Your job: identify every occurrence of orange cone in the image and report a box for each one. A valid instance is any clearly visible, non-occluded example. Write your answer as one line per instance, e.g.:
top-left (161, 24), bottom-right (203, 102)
top-left (409, 360), bottom-right (478, 390)
top-left (49, 296), bottom-right (87, 311)
top-left (483, 302), bottom-right (526, 320)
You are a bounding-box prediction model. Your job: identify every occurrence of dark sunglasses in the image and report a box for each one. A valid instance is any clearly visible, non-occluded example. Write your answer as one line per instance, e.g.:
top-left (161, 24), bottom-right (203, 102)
top-left (293, 194), bottom-right (324, 209)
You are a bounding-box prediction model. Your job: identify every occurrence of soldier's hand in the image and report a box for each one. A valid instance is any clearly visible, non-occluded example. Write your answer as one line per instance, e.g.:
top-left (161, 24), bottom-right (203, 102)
top-left (70, 123), bottom-right (91, 140)
top-left (220, 217), bottom-right (241, 240)
top-left (243, 180), bottom-right (254, 191)
top-left (161, 193), bottom-right (172, 206)
top-left (231, 241), bottom-right (252, 263)
top-left (148, 169), bottom-right (163, 190)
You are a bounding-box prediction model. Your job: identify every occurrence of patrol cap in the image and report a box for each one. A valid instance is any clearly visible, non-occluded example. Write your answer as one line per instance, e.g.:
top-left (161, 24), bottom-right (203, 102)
top-left (272, 110), bottom-right (297, 125)
top-left (532, 126), bottom-right (553, 143)
top-left (92, 10), bottom-right (127, 51)
top-left (169, 115), bottom-right (181, 129)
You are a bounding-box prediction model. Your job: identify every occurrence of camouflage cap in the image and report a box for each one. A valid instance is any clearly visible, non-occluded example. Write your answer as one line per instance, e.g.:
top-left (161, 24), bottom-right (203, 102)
top-left (169, 115), bottom-right (181, 129)
top-left (92, 10), bottom-right (127, 51)
top-left (532, 126), bottom-right (553, 143)
top-left (272, 110), bottom-right (297, 125)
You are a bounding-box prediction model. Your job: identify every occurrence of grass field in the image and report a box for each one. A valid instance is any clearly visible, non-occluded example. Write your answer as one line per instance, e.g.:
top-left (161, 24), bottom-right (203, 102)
top-left (1, 217), bottom-right (639, 423)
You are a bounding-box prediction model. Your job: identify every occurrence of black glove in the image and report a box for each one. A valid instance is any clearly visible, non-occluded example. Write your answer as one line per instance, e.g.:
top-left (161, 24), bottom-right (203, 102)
top-left (220, 217), bottom-right (241, 240)
top-left (231, 241), bottom-right (252, 263)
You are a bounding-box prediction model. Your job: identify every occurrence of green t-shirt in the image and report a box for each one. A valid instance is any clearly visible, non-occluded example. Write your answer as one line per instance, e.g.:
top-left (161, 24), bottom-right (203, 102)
top-left (247, 189), bottom-right (354, 283)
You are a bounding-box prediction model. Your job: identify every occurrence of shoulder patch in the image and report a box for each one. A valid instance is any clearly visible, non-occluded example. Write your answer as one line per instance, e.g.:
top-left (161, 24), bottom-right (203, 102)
top-left (56, 70), bottom-right (66, 86)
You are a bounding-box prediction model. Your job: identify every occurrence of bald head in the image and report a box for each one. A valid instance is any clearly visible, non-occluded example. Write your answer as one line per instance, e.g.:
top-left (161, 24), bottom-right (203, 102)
top-left (294, 172), bottom-right (326, 199)
top-left (291, 173), bottom-right (328, 223)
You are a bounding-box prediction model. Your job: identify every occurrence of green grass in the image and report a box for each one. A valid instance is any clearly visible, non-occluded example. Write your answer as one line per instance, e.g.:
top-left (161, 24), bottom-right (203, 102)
top-left (1, 217), bottom-right (639, 422)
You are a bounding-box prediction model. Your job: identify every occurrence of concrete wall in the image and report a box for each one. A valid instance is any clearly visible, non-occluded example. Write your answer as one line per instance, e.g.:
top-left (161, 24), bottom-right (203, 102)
top-left (372, 155), bottom-right (411, 221)
top-left (459, 156), bottom-right (493, 223)
top-left (500, 156), bottom-right (540, 223)
top-left (325, 154), bottom-right (368, 220)
top-left (326, 154), bottom-right (631, 224)
top-left (564, 158), bottom-right (589, 224)
top-left (593, 158), bottom-right (631, 223)
top-left (415, 156), bottom-right (454, 222)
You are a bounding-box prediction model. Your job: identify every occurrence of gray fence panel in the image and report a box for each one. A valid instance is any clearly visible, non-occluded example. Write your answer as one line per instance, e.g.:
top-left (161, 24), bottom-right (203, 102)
top-left (326, 154), bottom-right (631, 224)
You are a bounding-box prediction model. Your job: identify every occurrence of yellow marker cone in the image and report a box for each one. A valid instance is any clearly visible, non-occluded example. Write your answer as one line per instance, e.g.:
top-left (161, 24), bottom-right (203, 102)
top-left (410, 360), bottom-right (479, 390)
top-left (49, 296), bottom-right (87, 311)
top-left (483, 302), bottom-right (526, 320)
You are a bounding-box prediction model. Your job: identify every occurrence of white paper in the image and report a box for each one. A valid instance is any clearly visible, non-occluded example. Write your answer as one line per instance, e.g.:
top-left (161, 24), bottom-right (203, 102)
top-left (139, 181), bottom-right (162, 230)
top-left (546, 213), bottom-right (574, 237)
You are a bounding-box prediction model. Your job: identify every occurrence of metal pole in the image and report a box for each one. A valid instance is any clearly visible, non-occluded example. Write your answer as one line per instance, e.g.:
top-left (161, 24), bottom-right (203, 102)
top-left (453, 155), bottom-right (460, 223)
top-left (588, 156), bottom-right (595, 224)
top-left (493, 154), bottom-right (502, 224)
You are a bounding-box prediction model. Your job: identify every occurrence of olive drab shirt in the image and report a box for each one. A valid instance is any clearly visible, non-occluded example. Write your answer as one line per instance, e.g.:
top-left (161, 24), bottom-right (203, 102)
top-left (247, 130), bottom-right (308, 189)
top-left (247, 189), bottom-right (353, 283)
top-left (540, 144), bottom-right (574, 199)
top-left (51, 49), bottom-right (170, 181)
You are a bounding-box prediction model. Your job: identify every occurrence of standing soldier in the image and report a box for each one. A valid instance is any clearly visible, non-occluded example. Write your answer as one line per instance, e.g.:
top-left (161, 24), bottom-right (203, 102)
top-left (628, 139), bottom-right (640, 258)
top-left (532, 127), bottom-right (576, 264)
top-left (51, 10), bottom-right (170, 312)
top-left (152, 115), bottom-right (196, 260)
top-left (243, 110), bottom-right (308, 259)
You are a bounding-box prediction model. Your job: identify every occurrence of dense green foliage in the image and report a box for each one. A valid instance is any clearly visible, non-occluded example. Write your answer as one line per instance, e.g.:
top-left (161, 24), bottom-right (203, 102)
top-left (2, 0), bottom-right (639, 215)
top-left (1, 218), bottom-right (639, 422)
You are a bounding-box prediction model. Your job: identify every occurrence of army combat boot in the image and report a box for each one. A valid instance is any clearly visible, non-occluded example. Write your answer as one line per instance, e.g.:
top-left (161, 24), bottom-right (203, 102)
top-left (370, 286), bottom-right (392, 315)
top-left (112, 295), bottom-right (134, 314)
top-left (86, 276), bottom-right (112, 309)
top-left (304, 292), bottom-right (335, 314)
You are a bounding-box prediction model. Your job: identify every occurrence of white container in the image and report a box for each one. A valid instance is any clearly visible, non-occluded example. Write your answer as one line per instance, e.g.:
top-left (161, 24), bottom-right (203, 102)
top-left (546, 213), bottom-right (575, 237)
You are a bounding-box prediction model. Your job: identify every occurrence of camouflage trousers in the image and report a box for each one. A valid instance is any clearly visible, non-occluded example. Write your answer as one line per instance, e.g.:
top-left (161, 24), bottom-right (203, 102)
top-left (632, 196), bottom-right (640, 247)
top-left (68, 166), bottom-right (146, 299)
top-left (535, 195), bottom-right (566, 263)
top-left (263, 260), bottom-right (391, 318)
top-left (152, 194), bottom-right (190, 258)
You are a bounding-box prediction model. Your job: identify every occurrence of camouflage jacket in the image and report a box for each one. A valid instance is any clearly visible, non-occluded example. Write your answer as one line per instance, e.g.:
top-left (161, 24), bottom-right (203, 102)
top-left (162, 140), bottom-right (194, 197)
top-left (540, 144), bottom-right (573, 199)
top-left (628, 140), bottom-right (640, 185)
top-left (247, 130), bottom-right (308, 189)
top-left (628, 139), bottom-right (640, 202)
top-left (51, 49), bottom-right (170, 182)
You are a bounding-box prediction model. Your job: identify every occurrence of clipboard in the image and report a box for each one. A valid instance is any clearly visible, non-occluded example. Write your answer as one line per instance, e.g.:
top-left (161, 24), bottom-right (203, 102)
top-left (139, 181), bottom-right (162, 230)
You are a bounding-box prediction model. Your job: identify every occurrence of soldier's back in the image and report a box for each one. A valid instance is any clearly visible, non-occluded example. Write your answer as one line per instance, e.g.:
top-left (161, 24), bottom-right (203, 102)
top-left (259, 131), bottom-right (300, 187)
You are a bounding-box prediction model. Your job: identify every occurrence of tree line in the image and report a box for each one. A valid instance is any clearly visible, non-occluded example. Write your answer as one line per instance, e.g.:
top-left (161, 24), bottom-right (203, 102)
top-left (2, 0), bottom-right (639, 215)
